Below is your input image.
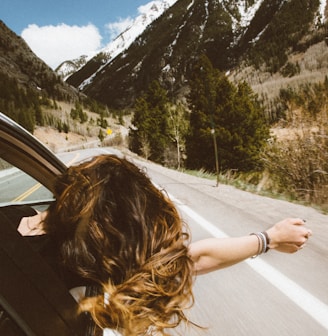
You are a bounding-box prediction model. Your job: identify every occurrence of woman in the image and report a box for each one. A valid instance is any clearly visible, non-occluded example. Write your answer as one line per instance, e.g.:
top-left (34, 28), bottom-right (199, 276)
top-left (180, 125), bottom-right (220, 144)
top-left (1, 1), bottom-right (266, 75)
top-left (8, 154), bottom-right (312, 335)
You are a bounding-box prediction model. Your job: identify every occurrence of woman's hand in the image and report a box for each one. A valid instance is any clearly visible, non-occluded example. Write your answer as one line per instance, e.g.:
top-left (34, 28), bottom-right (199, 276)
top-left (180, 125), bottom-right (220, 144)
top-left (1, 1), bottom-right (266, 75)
top-left (266, 218), bottom-right (312, 253)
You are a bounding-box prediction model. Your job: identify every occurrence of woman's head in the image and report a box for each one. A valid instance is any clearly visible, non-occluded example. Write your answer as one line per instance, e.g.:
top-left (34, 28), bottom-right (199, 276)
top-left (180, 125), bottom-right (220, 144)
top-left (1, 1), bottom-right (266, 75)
top-left (45, 154), bottom-right (194, 335)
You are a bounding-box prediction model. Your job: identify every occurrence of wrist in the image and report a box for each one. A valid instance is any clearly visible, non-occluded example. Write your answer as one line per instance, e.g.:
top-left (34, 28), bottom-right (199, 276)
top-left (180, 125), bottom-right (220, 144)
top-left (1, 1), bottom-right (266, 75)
top-left (266, 227), bottom-right (278, 249)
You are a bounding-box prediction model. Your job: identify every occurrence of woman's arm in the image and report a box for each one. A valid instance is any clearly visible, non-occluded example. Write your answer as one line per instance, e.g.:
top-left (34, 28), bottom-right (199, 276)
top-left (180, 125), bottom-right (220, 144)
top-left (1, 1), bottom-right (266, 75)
top-left (188, 218), bottom-right (312, 275)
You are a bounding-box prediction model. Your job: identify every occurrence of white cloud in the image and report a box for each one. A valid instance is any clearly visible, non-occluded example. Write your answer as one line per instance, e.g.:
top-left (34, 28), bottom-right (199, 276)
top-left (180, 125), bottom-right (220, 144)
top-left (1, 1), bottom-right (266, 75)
top-left (21, 23), bottom-right (102, 69)
top-left (105, 17), bottom-right (134, 40)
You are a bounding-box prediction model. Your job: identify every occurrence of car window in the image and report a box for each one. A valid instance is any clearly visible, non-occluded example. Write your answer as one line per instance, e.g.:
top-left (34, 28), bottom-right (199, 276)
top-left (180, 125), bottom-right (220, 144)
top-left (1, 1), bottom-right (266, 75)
top-left (0, 158), bottom-right (54, 206)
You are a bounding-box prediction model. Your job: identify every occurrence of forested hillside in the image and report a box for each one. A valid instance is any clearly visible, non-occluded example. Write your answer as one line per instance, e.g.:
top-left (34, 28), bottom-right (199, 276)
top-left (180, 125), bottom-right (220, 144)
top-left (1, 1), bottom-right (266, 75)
top-left (0, 20), bottom-right (79, 131)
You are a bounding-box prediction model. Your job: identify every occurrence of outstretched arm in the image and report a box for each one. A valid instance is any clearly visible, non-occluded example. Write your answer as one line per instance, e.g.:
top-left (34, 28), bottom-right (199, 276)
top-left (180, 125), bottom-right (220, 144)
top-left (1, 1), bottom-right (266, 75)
top-left (188, 218), bottom-right (312, 275)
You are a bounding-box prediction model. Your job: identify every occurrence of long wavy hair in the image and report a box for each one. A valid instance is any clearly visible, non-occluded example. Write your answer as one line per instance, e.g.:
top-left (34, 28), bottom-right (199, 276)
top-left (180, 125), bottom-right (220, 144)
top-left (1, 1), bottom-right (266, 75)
top-left (44, 154), bottom-right (194, 335)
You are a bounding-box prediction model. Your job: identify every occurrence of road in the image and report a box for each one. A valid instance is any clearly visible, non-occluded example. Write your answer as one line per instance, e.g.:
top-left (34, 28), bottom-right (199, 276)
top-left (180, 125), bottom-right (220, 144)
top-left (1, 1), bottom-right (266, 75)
top-left (0, 168), bottom-right (53, 204)
top-left (4, 147), bottom-right (328, 335)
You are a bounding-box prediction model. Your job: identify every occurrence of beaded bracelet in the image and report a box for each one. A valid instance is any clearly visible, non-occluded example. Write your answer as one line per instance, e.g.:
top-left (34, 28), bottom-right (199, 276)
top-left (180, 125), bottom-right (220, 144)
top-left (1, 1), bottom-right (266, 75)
top-left (250, 231), bottom-right (270, 258)
top-left (250, 233), bottom-right (261, 258)
top-left (261, 231), bottom-right (271, 252)
top-left (258, 232), bottom-right (267, 254)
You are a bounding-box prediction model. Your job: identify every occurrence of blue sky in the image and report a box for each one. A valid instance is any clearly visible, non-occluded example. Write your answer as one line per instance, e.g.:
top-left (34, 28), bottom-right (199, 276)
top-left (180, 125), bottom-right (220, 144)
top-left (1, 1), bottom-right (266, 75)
top-left (1, 0), bottom-right (152, 69)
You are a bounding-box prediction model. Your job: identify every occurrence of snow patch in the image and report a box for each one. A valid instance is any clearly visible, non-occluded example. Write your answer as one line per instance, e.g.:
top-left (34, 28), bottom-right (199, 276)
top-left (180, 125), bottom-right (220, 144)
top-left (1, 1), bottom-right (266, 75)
top-left (63, 0), bottom-right (178, 89)
top-left (237, 0), bottom-right (265, 28)
top-left (318, 0), bottom-right (327, 23)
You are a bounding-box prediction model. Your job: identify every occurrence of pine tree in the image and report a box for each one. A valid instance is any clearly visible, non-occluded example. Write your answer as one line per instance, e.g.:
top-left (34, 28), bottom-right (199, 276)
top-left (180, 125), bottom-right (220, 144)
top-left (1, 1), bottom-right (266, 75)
top-left (130, 81), bottom-right (170, 163)
top-left (130, 96), bottom-right (152, 157)
top-left (186, 54), bottom-right (221, 170)
top-left (187, 55), bottom-right (270, 172)
top-left (217, 81), bottom-right (270, 171)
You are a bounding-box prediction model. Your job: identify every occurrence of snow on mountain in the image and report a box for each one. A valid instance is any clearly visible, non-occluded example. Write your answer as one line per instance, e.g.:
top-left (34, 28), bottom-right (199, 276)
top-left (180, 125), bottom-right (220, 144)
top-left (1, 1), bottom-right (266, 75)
top-left (58, 0), bottom-right (177, 83)
top-left (221, 0), bottom-right (265, 46)
top-left (55, 55), bottom-right (90, 79)
top-left (236, 0), bottom-right (265, 28)
top-left (318, 0), bottom-right (327, 23)
top-left (102, 0), bottom-right (177, 62)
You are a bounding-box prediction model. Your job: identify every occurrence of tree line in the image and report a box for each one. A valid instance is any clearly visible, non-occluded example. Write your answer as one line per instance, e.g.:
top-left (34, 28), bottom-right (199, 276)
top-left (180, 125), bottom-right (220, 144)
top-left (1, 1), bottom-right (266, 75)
top-left (130, 55), bottom-right (270, 173)
top-left (0, 72), bottom-right (110, 139)
top-left (0, 72), bottom-right (45, 132)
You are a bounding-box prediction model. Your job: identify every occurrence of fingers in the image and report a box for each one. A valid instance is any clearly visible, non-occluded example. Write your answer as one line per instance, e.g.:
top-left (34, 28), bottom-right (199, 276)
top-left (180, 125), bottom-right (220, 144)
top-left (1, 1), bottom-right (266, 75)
top-left (305, 229), bottom-right (313, 238)
top-left (295, 221), bottom-right (312, 250)
top-left (300, 228), bottom-right (312, 247)
top-left (292, 218), bottom-right (307, 226)
top-left (269, 217), bottom-right (313, 253)
top-left (290, 218), bottom-right (312, 240)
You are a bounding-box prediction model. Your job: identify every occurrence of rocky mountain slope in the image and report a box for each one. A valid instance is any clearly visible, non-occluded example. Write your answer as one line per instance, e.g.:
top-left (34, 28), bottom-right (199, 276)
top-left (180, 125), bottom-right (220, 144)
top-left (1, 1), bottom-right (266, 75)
top-left (66, 0), bottom-right (328, 109)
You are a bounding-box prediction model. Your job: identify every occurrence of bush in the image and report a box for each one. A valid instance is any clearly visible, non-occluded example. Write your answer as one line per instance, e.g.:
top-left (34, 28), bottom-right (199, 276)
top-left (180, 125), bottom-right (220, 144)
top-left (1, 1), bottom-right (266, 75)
top-left (262, 128), bottom-right (328, 208)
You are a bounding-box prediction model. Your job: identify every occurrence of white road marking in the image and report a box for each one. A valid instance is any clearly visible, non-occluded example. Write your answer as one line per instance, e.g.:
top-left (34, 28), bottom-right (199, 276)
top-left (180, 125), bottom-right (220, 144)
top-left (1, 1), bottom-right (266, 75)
top-left (169, 193), bottom-right (328, 331)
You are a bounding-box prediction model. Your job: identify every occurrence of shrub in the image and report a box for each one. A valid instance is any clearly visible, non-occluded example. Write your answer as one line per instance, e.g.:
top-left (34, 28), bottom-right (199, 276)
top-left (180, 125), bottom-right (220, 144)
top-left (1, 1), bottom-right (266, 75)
top-left (262, 127), bottom-right (328, 208)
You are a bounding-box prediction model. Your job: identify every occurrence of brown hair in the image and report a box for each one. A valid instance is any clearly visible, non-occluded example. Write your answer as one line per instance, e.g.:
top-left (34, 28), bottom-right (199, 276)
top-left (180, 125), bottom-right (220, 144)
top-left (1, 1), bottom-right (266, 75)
top-left (45, 154), bottom-right (194, 335)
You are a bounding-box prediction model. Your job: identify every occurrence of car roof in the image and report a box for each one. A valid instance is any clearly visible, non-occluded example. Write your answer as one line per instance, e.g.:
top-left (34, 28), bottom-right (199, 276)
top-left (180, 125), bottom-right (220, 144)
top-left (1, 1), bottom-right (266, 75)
top-left (0, 112), bottom-right (67, 192)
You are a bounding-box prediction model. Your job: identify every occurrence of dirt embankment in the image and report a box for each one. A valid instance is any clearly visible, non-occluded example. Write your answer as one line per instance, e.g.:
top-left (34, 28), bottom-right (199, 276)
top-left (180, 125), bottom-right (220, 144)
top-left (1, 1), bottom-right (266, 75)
top-left (34, 101), bottom-right (130, 153)
top-left (33, 126), bottom-right (100, 153)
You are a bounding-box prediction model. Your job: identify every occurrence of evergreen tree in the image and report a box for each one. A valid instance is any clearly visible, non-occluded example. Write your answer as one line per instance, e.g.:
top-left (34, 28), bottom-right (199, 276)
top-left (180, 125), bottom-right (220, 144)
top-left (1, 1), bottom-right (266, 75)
top-left (130, 81), bottom-right (170, 163)
top-left (35, 103), bottom-right (44, 126)
top-left (18, 107), bottom-right (35, 133)
top-left (130, 96), bottom-right (152, 157)
top-left (217, 81), bottom-right (270, 171)
top-left (0, 72), bottom-right (44, 131)
top-left (186, 54), bottom-right (221, 170)
top-left (97, 109), bottom-right (108, 128)
top-left (187, 55), bottom-right (270, 172)
top-left (98, 128), bottom-right (105, 142)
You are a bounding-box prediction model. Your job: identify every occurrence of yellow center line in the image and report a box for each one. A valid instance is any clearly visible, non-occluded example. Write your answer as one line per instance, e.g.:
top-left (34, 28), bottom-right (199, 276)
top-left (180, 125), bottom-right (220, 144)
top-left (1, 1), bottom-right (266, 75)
top-left (11, 152), bottom-right (81, 202)
top-left (12, 183), bottom-right (42, 202)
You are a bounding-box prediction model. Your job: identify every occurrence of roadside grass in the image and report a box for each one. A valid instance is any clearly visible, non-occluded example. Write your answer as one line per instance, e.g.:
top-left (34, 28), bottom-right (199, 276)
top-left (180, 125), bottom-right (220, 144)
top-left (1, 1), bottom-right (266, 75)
top-left (182, 168), bottom-right (328, 214)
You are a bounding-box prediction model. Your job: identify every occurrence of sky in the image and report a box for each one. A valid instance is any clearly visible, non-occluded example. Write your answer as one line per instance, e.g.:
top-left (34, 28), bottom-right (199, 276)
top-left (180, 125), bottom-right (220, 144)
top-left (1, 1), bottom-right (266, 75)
top-left (1, 0), bottom-right (152, 69)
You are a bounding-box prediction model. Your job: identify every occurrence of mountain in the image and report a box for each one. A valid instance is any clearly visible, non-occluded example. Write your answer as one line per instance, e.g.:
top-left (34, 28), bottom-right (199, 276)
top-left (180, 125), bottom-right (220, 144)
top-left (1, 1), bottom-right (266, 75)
top-left (0, 20), bottom-right (78, 102)
top-left (55, 55), bottom-right (90, 80)
top-left (67, 0), bottom-right (328, 110)
top-left (57, 0), bottom-right (177, 80)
